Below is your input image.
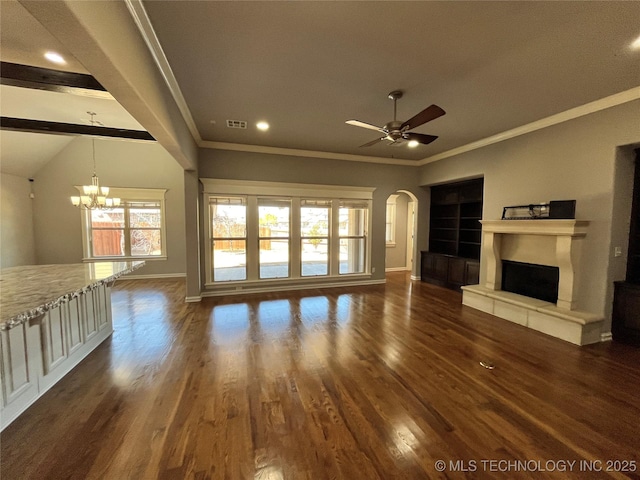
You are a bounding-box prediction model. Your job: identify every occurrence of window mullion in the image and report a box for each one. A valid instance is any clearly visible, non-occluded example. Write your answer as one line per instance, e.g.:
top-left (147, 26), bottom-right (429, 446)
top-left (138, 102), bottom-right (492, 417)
top-left (291, 197), bottom-right (301, 278)
top-left (246, 196), bottom-right (259, 281)
top-left (124, 204), bottom-right (132, 256)
top-left (330, 199), bottom-right (340, 275)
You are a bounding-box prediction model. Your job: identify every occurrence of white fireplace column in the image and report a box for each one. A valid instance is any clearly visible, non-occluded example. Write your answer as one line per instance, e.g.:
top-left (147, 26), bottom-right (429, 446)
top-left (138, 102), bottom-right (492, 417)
top-left (481, 220), bottom-right (589, 311)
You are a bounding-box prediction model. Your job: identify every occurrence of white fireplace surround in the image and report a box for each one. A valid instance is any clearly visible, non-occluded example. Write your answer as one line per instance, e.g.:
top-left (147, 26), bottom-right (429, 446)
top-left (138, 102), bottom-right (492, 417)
top-left (462, 220), bottom-right (604, 345)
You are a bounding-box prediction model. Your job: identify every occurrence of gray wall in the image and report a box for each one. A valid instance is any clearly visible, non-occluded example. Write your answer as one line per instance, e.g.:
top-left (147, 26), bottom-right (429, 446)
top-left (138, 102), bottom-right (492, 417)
top-left (198, 150), bottom-right (430, 281)
top-left (32, 137), bottom-right (186, 276)
top-left (386, 192), bottom-right (410, 269)
top-left (419, 99), bottom-right (640, 328)
top-left (1, 173), bottom-right (36, 268)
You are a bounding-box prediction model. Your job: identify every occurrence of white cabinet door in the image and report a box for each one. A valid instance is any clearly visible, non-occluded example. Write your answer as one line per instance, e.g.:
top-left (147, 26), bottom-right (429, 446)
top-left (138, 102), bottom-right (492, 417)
top-left (83, 290), bottom-right (99, 341)
top-left (65, 297), bottom-right (84, 356)
top-left (40, 307), bottom-right (68, 375)
top-left (0, 322), bottom-right (40, 428)
top-left (95, 285), bottom-right (110, 331)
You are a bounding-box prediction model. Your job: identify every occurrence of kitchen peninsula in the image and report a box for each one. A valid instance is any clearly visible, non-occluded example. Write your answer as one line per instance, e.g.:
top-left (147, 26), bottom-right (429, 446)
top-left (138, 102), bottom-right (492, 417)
top-left (0, 261), bottom-right (143, 430)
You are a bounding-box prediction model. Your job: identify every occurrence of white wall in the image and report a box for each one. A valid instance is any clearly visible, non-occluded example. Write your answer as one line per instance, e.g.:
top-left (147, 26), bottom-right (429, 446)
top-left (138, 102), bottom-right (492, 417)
top-left (419, 99), bottom-right (640, 329)
top-left (32, 137), bottom-right (186, 277)
top-left (0, 173), bottom-right (36, 268)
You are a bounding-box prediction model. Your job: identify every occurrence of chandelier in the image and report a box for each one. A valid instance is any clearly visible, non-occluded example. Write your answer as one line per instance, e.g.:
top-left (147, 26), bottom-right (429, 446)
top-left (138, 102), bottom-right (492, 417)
top-left (70, 112), bottom-right (120, 209)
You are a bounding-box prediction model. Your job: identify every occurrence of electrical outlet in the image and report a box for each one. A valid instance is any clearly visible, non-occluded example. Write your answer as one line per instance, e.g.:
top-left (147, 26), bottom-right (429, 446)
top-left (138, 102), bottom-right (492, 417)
top-left (372, 267), bottom-right (376, 273)
top-left (614, 247), bottom-right (623, 257)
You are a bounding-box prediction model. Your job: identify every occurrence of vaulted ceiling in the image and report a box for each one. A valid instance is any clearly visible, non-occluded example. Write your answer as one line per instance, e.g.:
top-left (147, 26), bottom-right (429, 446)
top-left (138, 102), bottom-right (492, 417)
top-left (1, 0), bottom-right (639, 175)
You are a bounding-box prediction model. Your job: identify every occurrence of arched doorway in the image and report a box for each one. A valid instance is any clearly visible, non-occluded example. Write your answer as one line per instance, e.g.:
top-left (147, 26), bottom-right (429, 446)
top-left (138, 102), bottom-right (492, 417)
top-left (385, 190), bottom-right (418, 276)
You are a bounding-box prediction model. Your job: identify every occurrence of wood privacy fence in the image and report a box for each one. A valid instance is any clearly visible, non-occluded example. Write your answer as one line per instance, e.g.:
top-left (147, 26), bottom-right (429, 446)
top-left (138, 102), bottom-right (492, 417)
top-left (212, 225), bottom-right (274, 250)
top-left (92, 223), bottom-right (123, 256)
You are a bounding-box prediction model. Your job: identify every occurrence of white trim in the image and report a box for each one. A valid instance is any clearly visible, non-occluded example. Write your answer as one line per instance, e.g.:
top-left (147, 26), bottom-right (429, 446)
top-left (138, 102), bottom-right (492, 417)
top-left (185, 296), bottom-right (202, 303)
top-left (600, 332), bottom-right (613, 342)
top-left (385, 267), bottom-right (409, 272)
top-left (77, 187), bottom-right (167, 260)
top-left (410, 275), bottom-right (421, 281)
top-left (83, 256), bottom-right (167, 262)
top-left (419, 87), bottom-right (640, 166)
top-left (202, 278), bottom-right (385, 297)
top-left (123, 0), bottom-right (202, 143)
top-left (199, 141), bottom-right (418, 166)
top-left (405, 200), bottom-right (415, 270)
top-left (120, 273), bottom-right (186, 280)
top-left (105, 187), bottom-right (167, 200)
top-left (201, 178), bottom-right (375, 199)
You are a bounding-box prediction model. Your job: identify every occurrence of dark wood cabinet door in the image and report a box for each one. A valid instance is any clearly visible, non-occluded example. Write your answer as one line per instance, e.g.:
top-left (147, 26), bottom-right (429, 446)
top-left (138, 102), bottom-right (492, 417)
top-left (448, 257), bottom-right (466, 285)
top-left (465, 260), bottom-right (480, 285)
top-left (613, 282), bottom-right (640, 345)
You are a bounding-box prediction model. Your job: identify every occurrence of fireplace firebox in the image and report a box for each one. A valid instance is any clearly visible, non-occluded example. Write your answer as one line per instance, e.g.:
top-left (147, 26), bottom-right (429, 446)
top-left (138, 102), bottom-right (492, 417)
top-left (502, 260), bottom-right (559, 304)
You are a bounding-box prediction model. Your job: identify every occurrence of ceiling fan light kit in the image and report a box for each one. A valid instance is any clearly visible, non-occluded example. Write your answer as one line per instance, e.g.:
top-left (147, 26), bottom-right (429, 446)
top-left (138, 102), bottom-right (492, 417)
top-left (346, 90), bottom-right (445, 148)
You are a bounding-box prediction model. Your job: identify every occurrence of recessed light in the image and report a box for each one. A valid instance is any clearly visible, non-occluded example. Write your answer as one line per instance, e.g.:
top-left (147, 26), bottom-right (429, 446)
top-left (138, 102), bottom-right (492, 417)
top-left (407, 140), bottom-right (419, 148)
top-left (44, 51), bottom-right (66, 65)
top-left (631, 35), bottom-right (640, 50)
top-left (256, 121), bottom-right (269, 131)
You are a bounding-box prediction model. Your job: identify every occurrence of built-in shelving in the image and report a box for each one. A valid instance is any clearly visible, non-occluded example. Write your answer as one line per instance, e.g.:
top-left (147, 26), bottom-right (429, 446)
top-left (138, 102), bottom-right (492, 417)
top-left (428, 179), bottom-right (483, 260)
top-left (423, 178), bottom-right (483, 290)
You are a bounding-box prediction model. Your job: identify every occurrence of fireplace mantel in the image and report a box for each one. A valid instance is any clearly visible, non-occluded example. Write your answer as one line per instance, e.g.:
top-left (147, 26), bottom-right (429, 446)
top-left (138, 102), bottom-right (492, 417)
top-left (480, 220), bottom-right (589, 237)
top-left (481, 219), bottom-right (588, 311)
top-left (462, 218), bottom-right (604, 345)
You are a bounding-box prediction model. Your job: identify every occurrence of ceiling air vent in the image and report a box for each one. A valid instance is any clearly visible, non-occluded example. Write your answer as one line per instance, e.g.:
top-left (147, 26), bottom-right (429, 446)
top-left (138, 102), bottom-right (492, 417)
top-left (226, 120), bottom-right (247, 129)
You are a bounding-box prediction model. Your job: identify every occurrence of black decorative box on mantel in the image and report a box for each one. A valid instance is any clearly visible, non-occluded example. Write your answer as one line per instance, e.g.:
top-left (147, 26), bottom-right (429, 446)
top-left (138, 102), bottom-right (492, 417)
top-left (502, 200), bottom-right (576, 220)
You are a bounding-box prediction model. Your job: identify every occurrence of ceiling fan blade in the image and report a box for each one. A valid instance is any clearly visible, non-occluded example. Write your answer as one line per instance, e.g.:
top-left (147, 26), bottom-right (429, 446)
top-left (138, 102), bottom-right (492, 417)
top-left (404, 132), bottom-right (438, 145)
top-left (359, 137), bottom-right (385, 147)
top-left (346, 120), bottom-right (385, 132)
top-left (401, 104), bottom-right (445, 131)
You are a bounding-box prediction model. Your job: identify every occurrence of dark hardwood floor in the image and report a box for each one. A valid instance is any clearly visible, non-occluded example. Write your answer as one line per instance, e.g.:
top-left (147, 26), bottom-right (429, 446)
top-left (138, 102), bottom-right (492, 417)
top-left (2, 273), bottom-right (639, 479)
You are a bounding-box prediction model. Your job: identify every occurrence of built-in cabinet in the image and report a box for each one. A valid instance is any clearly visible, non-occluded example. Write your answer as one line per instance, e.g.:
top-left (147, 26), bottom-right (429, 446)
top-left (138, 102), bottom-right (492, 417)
top-left (422, 178), bottom-right (483, 290)
top-left (0, 283), bottom-right (113, 430)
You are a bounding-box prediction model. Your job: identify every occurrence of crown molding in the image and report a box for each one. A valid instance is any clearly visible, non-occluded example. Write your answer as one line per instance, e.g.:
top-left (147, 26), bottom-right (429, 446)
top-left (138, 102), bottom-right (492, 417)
top-left (120, 3), bottom-right (640, 169)
top-left (198, 140), bottom-right (419, 166)
top-left (418, 86), bottom-right (640, 166)
top-left (124, 0), bottom-right (202, 143)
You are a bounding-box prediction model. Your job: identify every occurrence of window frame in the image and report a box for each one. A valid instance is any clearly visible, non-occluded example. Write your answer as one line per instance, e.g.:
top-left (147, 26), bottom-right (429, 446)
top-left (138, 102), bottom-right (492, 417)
top-left (79, 187), bottom-right (167, 262)
top-left (201, 179), bottom-right (374, 288)
top-left (209, 195), bottom-right (248, 282)
top-left (385, 194), bottom-right (398, 247)
top-left (300, 199), bottom-right (331, 277)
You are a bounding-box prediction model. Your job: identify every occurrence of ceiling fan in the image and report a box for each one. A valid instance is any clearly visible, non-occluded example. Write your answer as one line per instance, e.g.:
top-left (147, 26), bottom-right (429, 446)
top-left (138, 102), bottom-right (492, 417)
top-left (346, 91), bottom-right (445, 147)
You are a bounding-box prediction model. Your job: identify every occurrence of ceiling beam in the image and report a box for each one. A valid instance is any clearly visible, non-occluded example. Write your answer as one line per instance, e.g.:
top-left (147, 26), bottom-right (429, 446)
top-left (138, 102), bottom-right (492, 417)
top-left (0, 116), bottom-right (155, 141)
top-left (0, 61), bottom-right (112, 99)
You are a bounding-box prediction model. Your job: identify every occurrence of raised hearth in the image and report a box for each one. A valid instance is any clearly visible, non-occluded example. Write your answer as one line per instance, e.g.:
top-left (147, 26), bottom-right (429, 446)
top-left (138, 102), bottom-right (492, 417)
top-left (462, 220), bottom-right (604, 345)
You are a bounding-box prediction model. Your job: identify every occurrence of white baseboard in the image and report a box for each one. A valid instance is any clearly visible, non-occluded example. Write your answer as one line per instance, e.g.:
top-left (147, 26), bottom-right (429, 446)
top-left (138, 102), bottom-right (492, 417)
top-left (600, 332), bottom-right (613, 342)
top-left (385, 267), bottom-right (410, 272)
top-left (202, 278), bottom-right (386, 298)
top-left (410, 275), bottom-right (420, 281)
top-left (121, 273), bottom-right (186, 280)
top-left (185, 296), bottom-right (202, 303)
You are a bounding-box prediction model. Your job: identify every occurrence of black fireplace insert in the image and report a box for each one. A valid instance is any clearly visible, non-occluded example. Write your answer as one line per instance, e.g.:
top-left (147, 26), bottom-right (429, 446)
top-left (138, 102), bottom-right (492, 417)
top-left (502, 260), bottom-right (559, 304)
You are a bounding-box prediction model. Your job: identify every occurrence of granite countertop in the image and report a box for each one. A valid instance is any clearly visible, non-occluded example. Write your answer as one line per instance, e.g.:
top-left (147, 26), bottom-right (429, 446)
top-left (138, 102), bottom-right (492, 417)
top-left (0, 261), bottom-right (144, 330)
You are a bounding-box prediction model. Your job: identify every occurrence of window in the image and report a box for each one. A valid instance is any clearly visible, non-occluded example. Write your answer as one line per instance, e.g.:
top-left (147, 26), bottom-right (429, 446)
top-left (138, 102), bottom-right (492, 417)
top-left (201, 179), bottom-right (374, 286)
top-left (339, 201), bottom-right (368, 274)
top-left (259, 198), bottom-right (290, 279)
top-left (81, 188), bottom-right (166, 260)
top-left (301, 199), bottom-right (330, 276)
top-left (385, 195), bottom-right (398, 246)
top-left (210, 196), bottom-right (247, 281)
